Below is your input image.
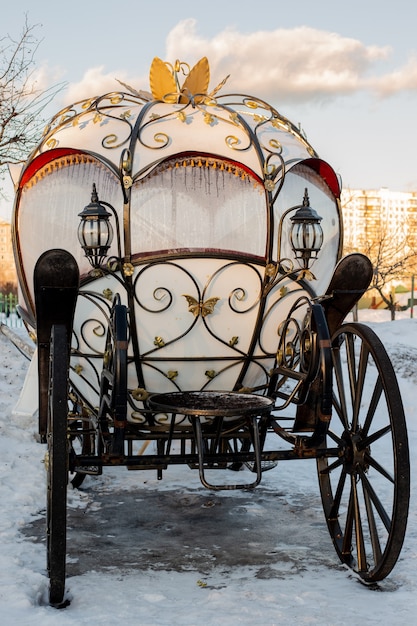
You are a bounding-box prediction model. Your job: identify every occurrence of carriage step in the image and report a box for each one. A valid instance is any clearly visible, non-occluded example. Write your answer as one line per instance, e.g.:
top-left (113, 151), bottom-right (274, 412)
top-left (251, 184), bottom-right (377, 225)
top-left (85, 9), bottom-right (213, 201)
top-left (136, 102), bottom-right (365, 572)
top-left (193, 415), bottom-right (263, 490)
top-left (244, 460), bottom-right (278, 472)
top-left (188, 462), bottom-right (229, 470)
top-left (147, 391), bottom-right (274, 490)
top-left (72, 465), bottom-right (101, 476)
top-left (127, 464), bottom-right (168, 471)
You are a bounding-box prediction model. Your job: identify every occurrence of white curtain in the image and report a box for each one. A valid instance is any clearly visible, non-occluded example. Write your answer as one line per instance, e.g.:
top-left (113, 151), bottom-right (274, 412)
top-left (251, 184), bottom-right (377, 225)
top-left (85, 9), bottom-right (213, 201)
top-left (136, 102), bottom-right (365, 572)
top-left (17, 156), bottom-right (123, 299)
top-left (130, 162), bottom-right (266, 257)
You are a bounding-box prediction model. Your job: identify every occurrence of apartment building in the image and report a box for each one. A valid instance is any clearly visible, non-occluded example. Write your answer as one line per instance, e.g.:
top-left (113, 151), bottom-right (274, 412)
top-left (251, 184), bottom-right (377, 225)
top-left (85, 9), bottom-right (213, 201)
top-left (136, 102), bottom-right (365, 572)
top-left (0, 220), bottom-right (17, 289)
top-left (340, 188), bottom-right (417, 252)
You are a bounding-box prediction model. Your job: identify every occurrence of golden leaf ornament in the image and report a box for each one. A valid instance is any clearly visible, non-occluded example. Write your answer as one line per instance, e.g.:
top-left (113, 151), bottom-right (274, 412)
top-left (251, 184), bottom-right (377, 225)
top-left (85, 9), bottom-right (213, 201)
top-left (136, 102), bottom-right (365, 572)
top-left (180, 57), bottom-right (210, 103)
top-left (149, 57), bottom-right (178, 103)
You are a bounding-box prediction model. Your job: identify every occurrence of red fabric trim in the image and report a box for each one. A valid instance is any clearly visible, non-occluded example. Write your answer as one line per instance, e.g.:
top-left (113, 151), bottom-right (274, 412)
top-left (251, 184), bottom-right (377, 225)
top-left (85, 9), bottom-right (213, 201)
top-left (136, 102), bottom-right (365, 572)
top-left (301, 158), bottom-right (341, 198)
top-left (18, 148), bottom-right (85, 188)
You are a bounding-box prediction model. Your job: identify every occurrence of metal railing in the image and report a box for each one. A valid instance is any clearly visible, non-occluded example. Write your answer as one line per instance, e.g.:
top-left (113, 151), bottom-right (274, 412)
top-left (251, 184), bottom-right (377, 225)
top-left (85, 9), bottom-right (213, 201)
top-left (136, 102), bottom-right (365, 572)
top-left (0, 292), bottom-right (23, 328)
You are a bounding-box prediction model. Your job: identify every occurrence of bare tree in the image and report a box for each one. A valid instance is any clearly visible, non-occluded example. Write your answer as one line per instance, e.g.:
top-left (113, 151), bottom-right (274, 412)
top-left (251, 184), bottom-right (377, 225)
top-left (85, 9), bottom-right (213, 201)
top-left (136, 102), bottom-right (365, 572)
top-left (345, 224), bottom-right (417, 320)
top-left (0, 17), bottom-right (63, 193)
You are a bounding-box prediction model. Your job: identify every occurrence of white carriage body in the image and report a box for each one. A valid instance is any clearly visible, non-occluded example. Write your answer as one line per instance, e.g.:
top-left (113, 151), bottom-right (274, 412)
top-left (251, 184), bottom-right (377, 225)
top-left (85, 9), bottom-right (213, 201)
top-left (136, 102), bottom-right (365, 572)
top-left (12, 58), bottom-right (342, 420)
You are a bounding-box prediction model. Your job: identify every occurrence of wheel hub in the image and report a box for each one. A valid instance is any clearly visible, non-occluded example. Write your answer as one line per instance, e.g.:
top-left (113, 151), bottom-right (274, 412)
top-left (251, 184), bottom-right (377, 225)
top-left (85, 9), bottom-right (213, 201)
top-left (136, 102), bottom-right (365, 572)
top-left (341, 430), bottom-right (369, 474)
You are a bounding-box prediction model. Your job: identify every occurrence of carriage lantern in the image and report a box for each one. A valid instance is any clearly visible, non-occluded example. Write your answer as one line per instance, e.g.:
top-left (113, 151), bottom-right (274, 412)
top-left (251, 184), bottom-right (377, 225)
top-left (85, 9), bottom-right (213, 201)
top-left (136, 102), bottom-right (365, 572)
top-left (78, 183), bottom-right (114, 268)
top-left (289, 188), bottom-right (323, 271)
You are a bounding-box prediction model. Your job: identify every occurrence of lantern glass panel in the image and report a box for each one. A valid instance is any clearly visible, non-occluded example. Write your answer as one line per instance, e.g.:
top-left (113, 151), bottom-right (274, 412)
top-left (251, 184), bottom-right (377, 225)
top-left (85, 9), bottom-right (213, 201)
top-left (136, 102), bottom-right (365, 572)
top-left (79, 218), bottom-right (112, 247)
top-left (291, 222), bottom-right (323, 255)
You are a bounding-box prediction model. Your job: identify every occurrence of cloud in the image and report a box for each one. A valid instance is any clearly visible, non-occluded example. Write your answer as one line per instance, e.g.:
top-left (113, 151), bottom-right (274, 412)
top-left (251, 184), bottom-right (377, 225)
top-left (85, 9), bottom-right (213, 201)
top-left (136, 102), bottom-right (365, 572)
top-left (58, 20), bottom-right (417, 108)
top-left (163, 19), bottom-right (410, 102)
top-left (62, 66), bottom-right (147, 104)
top-left (370, 55), bottom-right (417, 96)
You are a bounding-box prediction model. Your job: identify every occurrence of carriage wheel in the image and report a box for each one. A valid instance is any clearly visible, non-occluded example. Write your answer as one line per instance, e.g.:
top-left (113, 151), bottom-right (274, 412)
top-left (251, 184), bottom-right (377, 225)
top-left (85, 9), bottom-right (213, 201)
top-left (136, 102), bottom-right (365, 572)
top-left (47, 324), bottom-right (70, 607)
top-left (317, 322), bottom-right (409, 582)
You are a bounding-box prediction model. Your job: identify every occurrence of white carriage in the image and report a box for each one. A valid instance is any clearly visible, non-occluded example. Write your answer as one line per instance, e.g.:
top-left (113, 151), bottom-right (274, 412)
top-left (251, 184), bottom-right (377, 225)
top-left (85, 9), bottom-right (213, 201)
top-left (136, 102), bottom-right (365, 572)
top-left (11, 57), bottom-right (409, 606)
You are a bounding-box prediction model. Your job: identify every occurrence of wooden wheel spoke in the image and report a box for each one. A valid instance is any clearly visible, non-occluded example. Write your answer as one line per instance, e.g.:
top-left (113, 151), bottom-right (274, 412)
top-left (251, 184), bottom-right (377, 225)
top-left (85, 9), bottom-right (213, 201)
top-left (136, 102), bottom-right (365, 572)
top-left (361, 376), bottom-right (383, 437)
top-left (352, 341), bottom-right (370, 431)
top-left (351, 475), bottom-right (368, 572)
top-left (359, 424), bottom-right (391, 449)
top-left (331, 391), bottom-right (344, 424)
top-left (329, 466), bottom-right (347, 520)
top-left (365, 453), bottom-right (394, 484)
top-left (363, 477), bottom-right (383, 564)
top-left (358, 466), bottom-right (391, 532)
top-left (345, 334), bottom-right (358, 409)
top-left (342, 482), bottom-right (355, 557)
top-left (332, 347), bottom-right (350, 430)
top-left (326, 428), bottom-right (344, 446)
top-left (319, 456), bottom-right (344, 476)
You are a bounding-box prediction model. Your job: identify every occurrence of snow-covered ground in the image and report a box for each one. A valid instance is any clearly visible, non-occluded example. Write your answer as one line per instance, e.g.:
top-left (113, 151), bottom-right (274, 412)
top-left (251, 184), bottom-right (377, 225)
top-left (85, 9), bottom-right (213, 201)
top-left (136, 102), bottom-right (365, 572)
top-left (1, 309), bottom-right (417, 625)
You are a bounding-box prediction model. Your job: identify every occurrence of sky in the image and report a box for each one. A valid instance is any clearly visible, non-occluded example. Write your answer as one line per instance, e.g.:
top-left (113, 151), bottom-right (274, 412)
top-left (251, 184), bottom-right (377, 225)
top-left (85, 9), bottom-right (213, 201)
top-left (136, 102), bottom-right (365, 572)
top-left (1, 0), bottom-right (417, 217)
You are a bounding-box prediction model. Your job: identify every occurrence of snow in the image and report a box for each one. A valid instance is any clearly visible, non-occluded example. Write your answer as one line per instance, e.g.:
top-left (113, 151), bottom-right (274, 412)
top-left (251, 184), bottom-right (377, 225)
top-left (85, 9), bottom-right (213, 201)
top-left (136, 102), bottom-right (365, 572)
top-left (1, 309), bottom-right (417, 624)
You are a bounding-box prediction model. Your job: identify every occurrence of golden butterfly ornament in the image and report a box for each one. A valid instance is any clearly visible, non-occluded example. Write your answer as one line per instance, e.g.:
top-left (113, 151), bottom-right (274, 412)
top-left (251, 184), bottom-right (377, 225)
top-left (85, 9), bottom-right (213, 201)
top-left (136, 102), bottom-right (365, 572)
top-left (183, 295), bottom-right (220, 318)
top-left (149, 56), bottom-right (228, 105)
